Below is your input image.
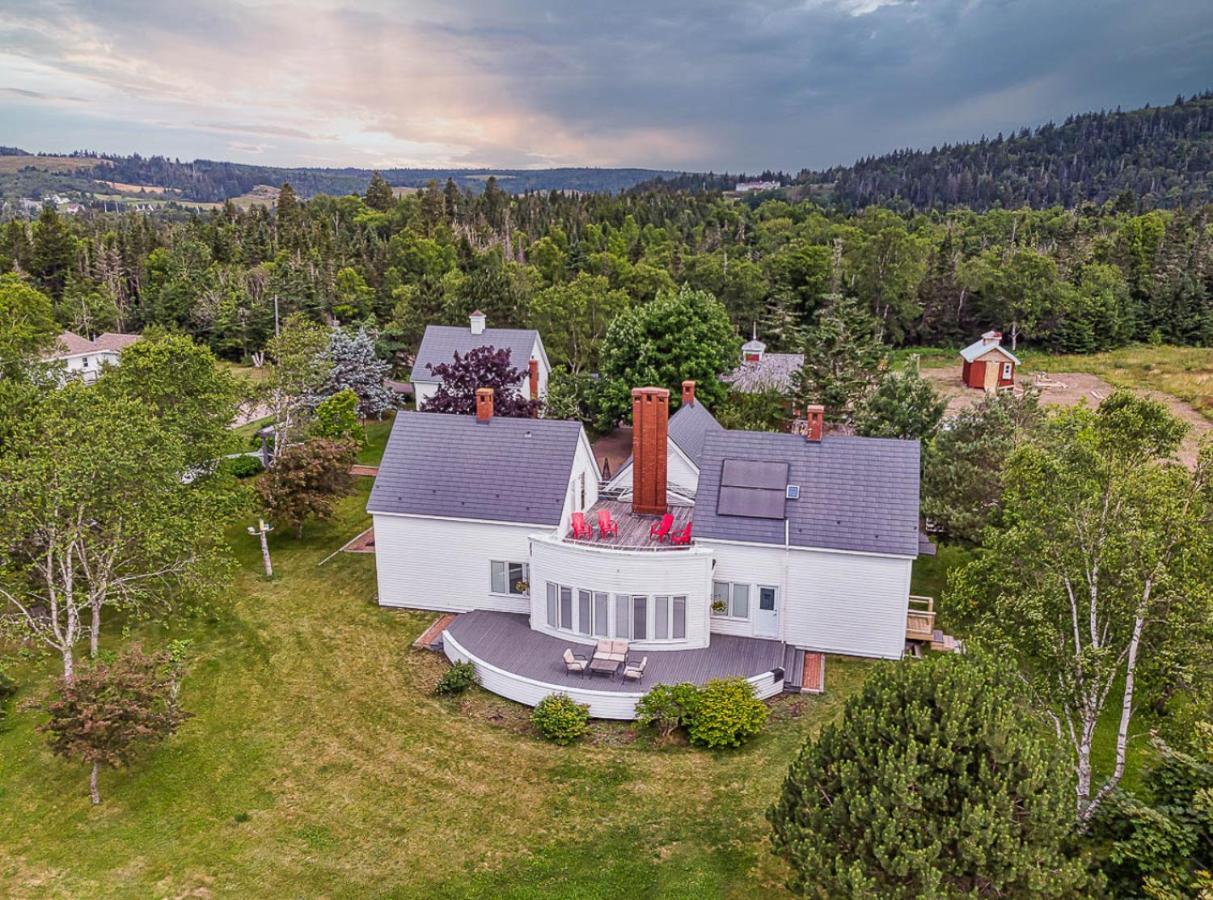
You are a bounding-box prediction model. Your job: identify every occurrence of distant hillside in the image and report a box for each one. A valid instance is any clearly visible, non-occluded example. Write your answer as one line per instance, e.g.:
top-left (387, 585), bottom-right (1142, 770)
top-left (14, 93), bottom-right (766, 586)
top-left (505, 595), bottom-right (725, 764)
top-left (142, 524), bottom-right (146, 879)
top-left (0, 151), bottom-right (678, 206)
top-left (793, 91), bottom-right (1213, 211)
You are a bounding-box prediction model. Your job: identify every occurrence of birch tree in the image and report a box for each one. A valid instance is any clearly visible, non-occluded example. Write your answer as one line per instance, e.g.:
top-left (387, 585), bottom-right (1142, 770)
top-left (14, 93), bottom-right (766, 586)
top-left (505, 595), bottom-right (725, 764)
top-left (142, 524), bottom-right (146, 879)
top-left (0, 384), bottom-right (234, 680)
top-left (260, 313), bottom-right (330, 454)
top-left (953, 392), bottom-right (1213, 822)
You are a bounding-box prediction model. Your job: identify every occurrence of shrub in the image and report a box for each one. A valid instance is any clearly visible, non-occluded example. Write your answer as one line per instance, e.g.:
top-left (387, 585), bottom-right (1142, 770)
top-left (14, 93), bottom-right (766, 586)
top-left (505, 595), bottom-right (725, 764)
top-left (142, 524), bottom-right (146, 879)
top-left (768, 654), bottom-right (1095, 898)
top-left (686, 677), bottom-right (768, 749)
top-left (434, 661), bottom-right (478, 696)
top-left (635, 682), bottom-right (700, 741)
top-left (532, 693), bottom-right (590, 745)
top-left (221, 454), bottom-right (264, 479)
top-left (0, 667), bottom-right (16, 700)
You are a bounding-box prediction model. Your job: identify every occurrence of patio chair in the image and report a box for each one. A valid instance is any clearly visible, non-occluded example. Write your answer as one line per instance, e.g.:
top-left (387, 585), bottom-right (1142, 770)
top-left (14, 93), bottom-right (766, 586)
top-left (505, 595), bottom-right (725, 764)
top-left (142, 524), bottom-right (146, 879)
top-left (570, 511), bottom-right (593, 540)
top-left (622, 656), bottom-right (647, 683)
top-left (670, 522), bottom-right (693, 545)
top-left (563, 648), bottom-right (588, 675)
top-left (597, 508), bottom-right (619, 539)
top-left (649, 513), bottom-right (674, 541)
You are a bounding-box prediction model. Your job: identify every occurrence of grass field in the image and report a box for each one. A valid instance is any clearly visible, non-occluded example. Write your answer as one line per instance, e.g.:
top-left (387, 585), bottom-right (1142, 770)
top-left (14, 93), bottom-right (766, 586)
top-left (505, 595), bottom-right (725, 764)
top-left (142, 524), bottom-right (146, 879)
top-left (910, 343), bottom-right (1213, 420)
top-left (0, 478), bottom-right (882, 897)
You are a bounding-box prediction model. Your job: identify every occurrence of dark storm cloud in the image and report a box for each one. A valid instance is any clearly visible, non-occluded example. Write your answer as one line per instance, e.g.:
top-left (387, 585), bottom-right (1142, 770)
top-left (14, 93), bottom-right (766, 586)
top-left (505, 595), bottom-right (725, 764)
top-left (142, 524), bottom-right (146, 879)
top-left (0, 0), bottom-right (1210, 169)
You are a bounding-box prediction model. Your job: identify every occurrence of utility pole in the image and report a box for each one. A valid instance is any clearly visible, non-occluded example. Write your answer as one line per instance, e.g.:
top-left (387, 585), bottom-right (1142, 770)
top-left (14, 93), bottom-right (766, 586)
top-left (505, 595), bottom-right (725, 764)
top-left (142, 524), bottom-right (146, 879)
top-left (247, 518), bottom-right (274, 578)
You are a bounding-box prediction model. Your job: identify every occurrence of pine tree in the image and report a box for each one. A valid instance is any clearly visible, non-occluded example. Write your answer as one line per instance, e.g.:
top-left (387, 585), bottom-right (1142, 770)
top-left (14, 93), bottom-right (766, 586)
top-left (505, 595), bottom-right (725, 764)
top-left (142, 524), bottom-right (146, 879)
top-left (790, 294), bottom-right (886, 423)
top-left (769, 654), bottom-right (1096, 898)
top-left (364, 172), bottom-right (394, 211)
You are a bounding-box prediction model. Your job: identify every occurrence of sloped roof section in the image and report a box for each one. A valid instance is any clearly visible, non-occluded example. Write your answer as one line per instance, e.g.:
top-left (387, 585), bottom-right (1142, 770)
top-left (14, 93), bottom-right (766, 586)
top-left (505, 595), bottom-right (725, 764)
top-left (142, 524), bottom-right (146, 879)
top-left (694, 430), bottom-right (921, 556)
top-left (46, 331), bottom-right (140, 359)
top-left (667, 401), bottom-right (724, 468)
top-left (410, 325), bottom-right (540, 384)
top-left (722, 352), bottom-right (804, 393)
top-left (368, 412), bottom-right (582, 525)
top-left (959, 337), bottom-right (1020, 365)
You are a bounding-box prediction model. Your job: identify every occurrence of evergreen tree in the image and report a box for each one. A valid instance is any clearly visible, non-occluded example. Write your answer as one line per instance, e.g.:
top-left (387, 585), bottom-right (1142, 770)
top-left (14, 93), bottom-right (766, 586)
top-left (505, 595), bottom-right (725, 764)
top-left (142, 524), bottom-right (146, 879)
top-left (769, 654), bottom-right (1095, 898)
top-left (364, 172), bottom-right (394, 212)
top-left (854, 366), bottom-right (946, 441)
top-left (790, 294), bottom-right (886, 423)
top-left (312, 326), bottom-right (396, 419)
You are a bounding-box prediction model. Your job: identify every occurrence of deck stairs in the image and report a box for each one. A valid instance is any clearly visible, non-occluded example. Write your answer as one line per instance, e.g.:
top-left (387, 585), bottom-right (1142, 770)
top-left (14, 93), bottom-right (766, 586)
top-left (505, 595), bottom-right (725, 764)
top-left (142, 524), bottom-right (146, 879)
top-left (413, 613), bottom-right (457, 651)
top-left (782, 647), bottom-right (825, 694)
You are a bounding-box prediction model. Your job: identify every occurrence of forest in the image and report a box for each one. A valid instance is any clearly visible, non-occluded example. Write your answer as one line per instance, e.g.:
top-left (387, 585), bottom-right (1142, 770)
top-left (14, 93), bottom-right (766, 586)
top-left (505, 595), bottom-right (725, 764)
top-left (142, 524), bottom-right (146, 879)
top-left (2, 169), bottom-right (1211, 380)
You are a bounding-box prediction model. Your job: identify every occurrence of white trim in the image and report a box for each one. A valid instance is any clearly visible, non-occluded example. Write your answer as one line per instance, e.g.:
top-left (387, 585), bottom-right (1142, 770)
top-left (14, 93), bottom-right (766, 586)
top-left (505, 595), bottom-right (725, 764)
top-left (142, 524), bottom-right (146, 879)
top-left (697, 536), bottom-right (917, 561)
top-left (365, 509), bottom-right (557, 530)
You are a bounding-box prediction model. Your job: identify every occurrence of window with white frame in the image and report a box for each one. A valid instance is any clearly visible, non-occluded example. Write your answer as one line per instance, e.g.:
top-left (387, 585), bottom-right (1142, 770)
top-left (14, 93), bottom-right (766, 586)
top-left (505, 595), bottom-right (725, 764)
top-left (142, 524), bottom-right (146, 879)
top-left (712, 580), bottom-right (750, 618)
top-left (544, 583), bottom-right (686, 642)
top-left (1001, 361), bottom-right (1013, 380)
top-left (490, 560), bottom-right (529, 596)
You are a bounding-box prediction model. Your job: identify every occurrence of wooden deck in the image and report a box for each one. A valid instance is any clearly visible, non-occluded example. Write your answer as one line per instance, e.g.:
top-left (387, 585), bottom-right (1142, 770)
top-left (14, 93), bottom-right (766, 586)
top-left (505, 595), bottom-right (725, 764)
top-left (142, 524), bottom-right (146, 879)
top-left (565, 499), bottom-right (694, 551)
top-left (444, 611), bottom-right (786, 695)
top-left (906, 595), bottom-right (936, 642)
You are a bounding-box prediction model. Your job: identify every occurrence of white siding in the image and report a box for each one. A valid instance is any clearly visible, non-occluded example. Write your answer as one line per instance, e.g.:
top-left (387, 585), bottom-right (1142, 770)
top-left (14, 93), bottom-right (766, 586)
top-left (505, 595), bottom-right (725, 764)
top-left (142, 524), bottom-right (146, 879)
top-left (704, 540), bottom-right (912, 659)
top-left (411, 380), bottom-right (439, 408)
top-left (557, 431), bottom-right (602, 533)
top-left (373, 513), bottom-right (540, 613)
top-left (54, 351), bottom-right (121, 384)
top-left (528, 535), bottom-right (714, 649)
top-left (443, 629), bottom-right (783, 720)
top-left (413, 342), bottom-right (547, 408)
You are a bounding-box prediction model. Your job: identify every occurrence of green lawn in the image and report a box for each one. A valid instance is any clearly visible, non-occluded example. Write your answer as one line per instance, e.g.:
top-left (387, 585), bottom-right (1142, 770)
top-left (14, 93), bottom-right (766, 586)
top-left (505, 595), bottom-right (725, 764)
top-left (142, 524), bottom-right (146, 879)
top-left (0, 481), bottom-right (878, 897)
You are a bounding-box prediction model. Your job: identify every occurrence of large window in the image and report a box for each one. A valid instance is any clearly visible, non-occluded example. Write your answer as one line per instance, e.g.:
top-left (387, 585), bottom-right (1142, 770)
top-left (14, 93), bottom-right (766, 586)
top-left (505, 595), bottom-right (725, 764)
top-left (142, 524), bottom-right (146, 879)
top-left (491, 560), bottom-right (529, 596)
top-left (712, 581), bottom-right (750, 619)
top-left (545, 583), bottom-right (687, 642)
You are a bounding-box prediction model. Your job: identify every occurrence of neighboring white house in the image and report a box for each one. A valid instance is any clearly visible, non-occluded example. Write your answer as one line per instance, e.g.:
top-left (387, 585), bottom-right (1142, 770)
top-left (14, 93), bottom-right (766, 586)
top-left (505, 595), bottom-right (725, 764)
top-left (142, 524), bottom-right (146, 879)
top-left (44, 331), bottom-right (140, 383)
top-left (369, 381), bottom-right (927, 717)
top-left (409, 311), bottom-right (550, 408)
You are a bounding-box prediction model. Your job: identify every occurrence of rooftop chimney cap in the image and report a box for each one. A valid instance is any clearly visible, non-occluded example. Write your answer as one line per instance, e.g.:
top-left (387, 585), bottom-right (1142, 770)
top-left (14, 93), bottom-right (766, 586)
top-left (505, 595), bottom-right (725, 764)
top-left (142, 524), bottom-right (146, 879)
top-left (475, 386), bottom-right (494, 422)
top-left (981, 330), bottom-right (1002, 344)
top-left (470, 310), bottom-right (486, 335)
top-left (681, 380), bottom-right (696, 406)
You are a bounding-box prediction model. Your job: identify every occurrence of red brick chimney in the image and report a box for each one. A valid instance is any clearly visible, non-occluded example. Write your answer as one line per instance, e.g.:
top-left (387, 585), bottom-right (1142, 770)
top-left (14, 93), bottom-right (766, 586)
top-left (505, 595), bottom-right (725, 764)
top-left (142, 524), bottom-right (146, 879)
top-left (475, 387), bottom-right (494, 422)
top-left (528, 358), bottom-right (540, 400)
top-left (631, 387), bottom-right (669, 516)
top-left (805, 404), bottom-right (824, 442)
top-left (681, 380), bottom-right (696, 406)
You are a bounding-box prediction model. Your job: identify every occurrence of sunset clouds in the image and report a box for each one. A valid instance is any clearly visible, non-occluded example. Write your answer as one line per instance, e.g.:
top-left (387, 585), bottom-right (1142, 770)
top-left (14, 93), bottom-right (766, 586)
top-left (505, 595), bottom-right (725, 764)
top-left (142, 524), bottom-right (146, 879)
top-left (2, 0), bottom-right (1211, 171)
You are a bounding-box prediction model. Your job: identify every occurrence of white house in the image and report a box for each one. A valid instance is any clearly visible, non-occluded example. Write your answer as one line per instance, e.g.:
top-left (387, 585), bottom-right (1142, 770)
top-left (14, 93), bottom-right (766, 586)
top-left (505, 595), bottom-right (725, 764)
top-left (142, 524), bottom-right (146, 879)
top-left (409, 311), bottom-right (549, 408)
top-left (368, 383), bottom-right (926, 718)
top-left (44, 331), bottom-right (140, 383)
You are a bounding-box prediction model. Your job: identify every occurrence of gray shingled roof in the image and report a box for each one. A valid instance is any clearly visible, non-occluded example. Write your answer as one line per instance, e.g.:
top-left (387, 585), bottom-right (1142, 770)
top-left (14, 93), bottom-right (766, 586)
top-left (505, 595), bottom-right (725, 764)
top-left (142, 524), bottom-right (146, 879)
top-left (722, 352), bottom-right (804, 393)
top-left (368, 412), bottom-right (583, 525)
top-left (667, 401), bottom-right (724, 468)
top-left (694, 430), bottom-right (921, 556)
top-left (410, 325), bottom-right (540, 384)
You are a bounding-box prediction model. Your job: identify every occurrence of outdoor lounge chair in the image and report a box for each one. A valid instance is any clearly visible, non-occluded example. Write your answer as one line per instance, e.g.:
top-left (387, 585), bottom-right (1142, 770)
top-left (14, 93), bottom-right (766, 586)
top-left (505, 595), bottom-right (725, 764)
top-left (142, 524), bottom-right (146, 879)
top-left (563, 648), bottom-right (588, 675)
top-left (670, 522), bottom-right (693, 545)
top-left (597, 508), bottom-right (619, 539)
top-left (571, 511), bottom-right (593, 540)
top-left (622, 657), bottom-right (647, 683)
top-left (649, 513), bottom-right (674, 541)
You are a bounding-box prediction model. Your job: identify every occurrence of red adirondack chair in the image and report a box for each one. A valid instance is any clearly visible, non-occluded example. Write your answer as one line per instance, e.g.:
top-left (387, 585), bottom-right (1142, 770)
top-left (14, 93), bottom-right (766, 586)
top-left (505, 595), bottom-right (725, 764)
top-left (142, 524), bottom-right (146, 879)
top-left (670, 522), bottom-right (693, 545)
top-left (597, 508), bottom-right (619, 539)
top-left (571, 511), bottom-right (593, 540)
top-left (649, 513), bottom-right (674, 541)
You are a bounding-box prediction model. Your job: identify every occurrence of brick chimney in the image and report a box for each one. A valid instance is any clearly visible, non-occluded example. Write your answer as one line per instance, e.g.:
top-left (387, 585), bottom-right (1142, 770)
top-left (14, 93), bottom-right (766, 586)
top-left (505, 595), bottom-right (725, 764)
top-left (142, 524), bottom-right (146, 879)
top-left (804, 404), bottom-right (824, 442)
top-left (475, 387), bottom-right (494, 422)
top-left (681, 380), bottom-right (696, 406)
top-left (470, 310), bottom-right (486, 335)
top-left (631, 387), bottom-right (669, 516)
top-left (528, 358), bottom-right (540, 400)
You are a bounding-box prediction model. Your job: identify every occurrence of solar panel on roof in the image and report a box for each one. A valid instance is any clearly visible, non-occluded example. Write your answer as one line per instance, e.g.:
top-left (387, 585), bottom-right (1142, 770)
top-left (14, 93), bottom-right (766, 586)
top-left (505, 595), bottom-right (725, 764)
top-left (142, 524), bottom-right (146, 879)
top-left (718, 486), bottom-right (787, 519)
top-left (721, 458), bottom-right (789, 490)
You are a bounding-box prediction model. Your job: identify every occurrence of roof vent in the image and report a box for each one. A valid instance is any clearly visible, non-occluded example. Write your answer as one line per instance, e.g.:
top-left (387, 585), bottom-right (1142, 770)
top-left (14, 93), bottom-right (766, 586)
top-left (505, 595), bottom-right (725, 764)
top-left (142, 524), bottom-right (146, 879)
top-left (786, 484), bottom-right (800, 500)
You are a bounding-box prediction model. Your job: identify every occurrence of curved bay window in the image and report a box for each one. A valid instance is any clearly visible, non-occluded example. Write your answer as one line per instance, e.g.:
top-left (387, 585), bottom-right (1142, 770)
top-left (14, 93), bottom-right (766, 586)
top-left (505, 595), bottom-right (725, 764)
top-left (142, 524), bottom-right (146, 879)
top-left (546, 582), bottom-right (686, 642)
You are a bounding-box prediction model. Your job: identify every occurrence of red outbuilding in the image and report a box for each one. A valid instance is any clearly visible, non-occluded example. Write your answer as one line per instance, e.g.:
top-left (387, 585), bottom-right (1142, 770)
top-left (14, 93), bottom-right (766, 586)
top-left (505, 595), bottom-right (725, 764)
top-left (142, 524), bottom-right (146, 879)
top-left (959, 331), bottom-right (1020, 391)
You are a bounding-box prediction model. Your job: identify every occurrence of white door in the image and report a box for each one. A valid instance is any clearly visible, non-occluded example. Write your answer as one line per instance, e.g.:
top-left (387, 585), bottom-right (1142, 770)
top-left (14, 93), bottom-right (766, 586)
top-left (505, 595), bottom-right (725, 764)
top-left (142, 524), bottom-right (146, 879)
top-left (754, 586), bottom-right (779, 638)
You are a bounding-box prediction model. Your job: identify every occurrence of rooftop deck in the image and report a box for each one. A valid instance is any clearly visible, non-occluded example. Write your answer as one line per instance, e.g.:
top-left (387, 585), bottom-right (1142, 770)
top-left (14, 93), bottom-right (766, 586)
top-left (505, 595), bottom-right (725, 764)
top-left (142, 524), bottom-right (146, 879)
top-left (442, 611), bottom-right (786, 718)
top-left (564, 499), bottom-right (694, 551)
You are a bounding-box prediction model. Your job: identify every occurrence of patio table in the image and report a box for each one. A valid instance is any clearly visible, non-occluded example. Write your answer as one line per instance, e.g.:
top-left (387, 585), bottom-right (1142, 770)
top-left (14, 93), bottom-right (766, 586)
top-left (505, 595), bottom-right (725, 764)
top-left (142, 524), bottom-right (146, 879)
top-left (589, 657), bottom-right (621, 677)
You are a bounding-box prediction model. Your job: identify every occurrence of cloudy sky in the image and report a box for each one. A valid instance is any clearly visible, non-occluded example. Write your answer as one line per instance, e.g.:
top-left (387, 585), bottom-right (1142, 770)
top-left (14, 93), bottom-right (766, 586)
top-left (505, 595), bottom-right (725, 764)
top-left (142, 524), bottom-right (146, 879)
top-left (2, 0), bottom-right (1212, 172)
